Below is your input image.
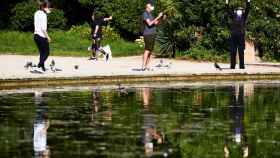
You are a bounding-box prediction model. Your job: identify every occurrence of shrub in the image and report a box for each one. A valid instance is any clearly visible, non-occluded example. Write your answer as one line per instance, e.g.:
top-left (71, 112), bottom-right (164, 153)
top-left (102, 25), bottom-right (121, 41)
top-left (68, 24), bottom-right (120, 41)
top-left (68, 24), bottom-right (91, 40)
top-left (10, 0), bottom-right (66, 31)
top-left (47, 9), bottom-right (67, 30)
top-left (78, 0), bottom-right (146, 39)
top-left (11, 1), bottom-right (37, 31)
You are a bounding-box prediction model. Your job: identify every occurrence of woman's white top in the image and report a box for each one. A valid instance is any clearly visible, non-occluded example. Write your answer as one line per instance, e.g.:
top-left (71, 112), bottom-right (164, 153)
top-left (34, 10), bottom-right (47, 38)
top-left (33, 122), bottom-right (47, 152)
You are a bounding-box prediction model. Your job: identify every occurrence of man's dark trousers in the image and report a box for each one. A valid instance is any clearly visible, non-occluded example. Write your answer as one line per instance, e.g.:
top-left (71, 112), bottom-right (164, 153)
top-left (34, 34), bottom-right (49, 67)
top-left (230, 32), bottom-right (245, 69)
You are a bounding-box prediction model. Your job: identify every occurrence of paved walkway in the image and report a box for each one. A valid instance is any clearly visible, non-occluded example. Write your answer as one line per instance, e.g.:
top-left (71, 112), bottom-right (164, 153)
top-left (1, 55), bottom-right (280, 80)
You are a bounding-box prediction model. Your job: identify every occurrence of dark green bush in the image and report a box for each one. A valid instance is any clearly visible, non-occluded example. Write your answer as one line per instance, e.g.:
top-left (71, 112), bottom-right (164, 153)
top-left (11, 0), bottom-right (66, 31)
top-left (78, 0), bottom-right (146, 39)
top-left (48, 9), bottom-right (67, 30)
top-left (11, 1), bottom-right (37, 31)
top-left (68, 24), bottom-right (120, 41)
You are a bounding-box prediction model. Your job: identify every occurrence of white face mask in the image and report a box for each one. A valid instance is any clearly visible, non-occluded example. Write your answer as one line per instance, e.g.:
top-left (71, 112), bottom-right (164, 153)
top-left (44, 8), bottom-right (51, 14)
top-left (236, 10), bottom-right (243, 16)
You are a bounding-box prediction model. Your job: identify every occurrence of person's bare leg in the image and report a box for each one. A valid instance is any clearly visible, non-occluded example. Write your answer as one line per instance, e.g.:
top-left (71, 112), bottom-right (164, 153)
top-left (143, 50), bottom-right (150, 70)
top-left (146, 52), bottom-right (152, 70)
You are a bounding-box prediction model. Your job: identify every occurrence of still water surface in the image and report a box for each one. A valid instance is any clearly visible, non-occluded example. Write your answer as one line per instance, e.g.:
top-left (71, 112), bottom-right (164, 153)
top-left (0, 82), bottom-right (280, 158)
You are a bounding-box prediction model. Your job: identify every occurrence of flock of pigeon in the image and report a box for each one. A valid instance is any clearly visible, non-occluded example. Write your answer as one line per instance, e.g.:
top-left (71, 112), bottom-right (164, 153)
top-left (24, 60), bottom-right (66, 74)
top-left (24, 58), bottom-right (223, 74)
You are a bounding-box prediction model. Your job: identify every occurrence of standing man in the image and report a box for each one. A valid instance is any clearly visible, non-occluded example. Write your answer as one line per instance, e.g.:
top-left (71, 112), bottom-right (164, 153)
top-left (142, 2), bottom-right (163, 71)
top-left (226, 0), bottom-right (251, 69)
top-left (90, 12), bottom-right (112, 61)
top-left (34, 1), bottom-right (51, 72)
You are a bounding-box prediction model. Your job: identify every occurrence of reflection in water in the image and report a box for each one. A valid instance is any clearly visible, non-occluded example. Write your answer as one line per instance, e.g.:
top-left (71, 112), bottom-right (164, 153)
top-left (1, 82), bottom-right (280, 157)
top-left (33, 92), bottom-right (50, 158)
top-left (91, 90), bottom-right (100, 124)
top-left (91, 89), bottom-right (112, 126)
top-left (142, 88), bottom-right (165, 156)
top-left (224, 84), bottom-right (249, 158)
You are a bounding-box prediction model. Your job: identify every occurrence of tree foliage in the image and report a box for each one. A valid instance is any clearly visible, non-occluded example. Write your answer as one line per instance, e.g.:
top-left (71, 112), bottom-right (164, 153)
top-left (10, 0), bottom-right (67, 31)
top-left (157, 0), bottom-right (280, 60)
top-left (77, 0), bottom-right (146, 39)
top-left (1, 0), bottom-right (279, 60)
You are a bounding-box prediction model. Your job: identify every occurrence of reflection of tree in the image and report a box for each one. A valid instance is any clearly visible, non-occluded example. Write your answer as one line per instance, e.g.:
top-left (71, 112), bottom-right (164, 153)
top-left (33, 92), bottom-right (50, 158)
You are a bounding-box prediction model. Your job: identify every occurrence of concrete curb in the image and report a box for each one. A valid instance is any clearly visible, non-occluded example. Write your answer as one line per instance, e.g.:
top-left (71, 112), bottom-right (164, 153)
top-left (1, 73), bottom-right (280, 90)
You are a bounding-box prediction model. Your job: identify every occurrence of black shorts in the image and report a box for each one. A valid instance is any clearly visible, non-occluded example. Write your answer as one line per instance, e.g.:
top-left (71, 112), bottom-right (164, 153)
top-left (144, 35), bottom-right (155, 51)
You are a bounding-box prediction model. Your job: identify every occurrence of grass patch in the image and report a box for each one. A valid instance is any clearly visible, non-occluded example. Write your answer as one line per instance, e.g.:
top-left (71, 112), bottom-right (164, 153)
top-left (0, 31), bottom-right (143, 57)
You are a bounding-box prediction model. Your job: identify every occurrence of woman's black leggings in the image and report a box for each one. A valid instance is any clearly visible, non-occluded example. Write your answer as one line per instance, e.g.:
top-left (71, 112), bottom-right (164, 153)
top-left (34, 34), bottom-right (49, 67)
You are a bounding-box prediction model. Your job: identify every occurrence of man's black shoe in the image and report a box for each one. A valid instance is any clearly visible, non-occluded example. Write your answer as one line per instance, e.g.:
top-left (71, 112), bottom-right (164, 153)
top-left (41, 66), bottom-right (46, 72)
top-left (38, 64), bottom-right (46, 71)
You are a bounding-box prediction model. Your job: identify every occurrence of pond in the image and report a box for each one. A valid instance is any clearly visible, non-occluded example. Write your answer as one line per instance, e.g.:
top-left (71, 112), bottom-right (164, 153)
top-left (0, 81), bottom-right (280, 158)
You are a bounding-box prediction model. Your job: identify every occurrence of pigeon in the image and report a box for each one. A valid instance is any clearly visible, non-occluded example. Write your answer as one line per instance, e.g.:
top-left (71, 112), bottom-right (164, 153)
top-left (214, 62), bottom-right (222, 71)
top-left (156, 60), bottom-right (172, 69)
top-left (50, 60), bottom-right (56, 72)
top-left (155, 59), bottom-right (164, 68)
top-left (24, 62), bottom-right (33, 69)
top-left (118, 84), bottom-right (125, 91)
top-left (166, 62), bottom-right (172, 68)
top-left (118, 84), bottom-right (128, 95)
top-left (24, 62), bottom-right (37, 70)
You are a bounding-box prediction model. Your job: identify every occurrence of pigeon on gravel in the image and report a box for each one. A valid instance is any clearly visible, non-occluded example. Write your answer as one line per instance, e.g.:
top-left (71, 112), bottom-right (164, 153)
top-left (214, 62), bottom-right (222, 71)
top-left (24, 62), bottom-right (33, 69)
top-left (50, 60), bottom-right (56, 72)
top-left (24, 62), bottom-right (37, 70)
top-left (155, 60), bottom-right (172, 69)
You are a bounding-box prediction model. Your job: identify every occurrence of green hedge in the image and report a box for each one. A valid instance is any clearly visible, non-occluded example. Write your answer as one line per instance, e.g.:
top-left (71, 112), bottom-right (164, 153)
top-left (10, 0), bottom-right (67, 31)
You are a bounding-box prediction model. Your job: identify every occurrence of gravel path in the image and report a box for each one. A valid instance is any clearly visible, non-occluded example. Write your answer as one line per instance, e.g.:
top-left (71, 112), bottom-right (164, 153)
top-left (1, 55), bottom-right (280, 80)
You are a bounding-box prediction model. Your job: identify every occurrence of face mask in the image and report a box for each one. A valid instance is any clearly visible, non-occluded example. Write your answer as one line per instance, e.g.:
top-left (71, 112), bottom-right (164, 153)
top-left (150, 6), bottom-right (155, 11)
top-left (44, 8), bottom-right (51, 14)
top-left (236, 10), bottom-right (243, 16)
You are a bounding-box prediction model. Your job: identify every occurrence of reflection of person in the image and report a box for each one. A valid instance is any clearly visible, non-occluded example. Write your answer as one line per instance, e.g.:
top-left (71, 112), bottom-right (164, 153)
top-left (141, 88), bottom-right (164, 156)
top-left (90, 12), bottom-right (112, 61)
top-left (91, 90), bottom-right (100, 119)
top-left (33, 92), bottom-right (50, 158)
top-left (226, 0), bottom-right (251, 69)
top-left (142, 2), bottom-right (163, 71)
top-left (224, 84), bottom-right (248, 158)
top-left (91, 90), bottom-right (112, 125)
top-left (34, 2), bottom-right (52, 72)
